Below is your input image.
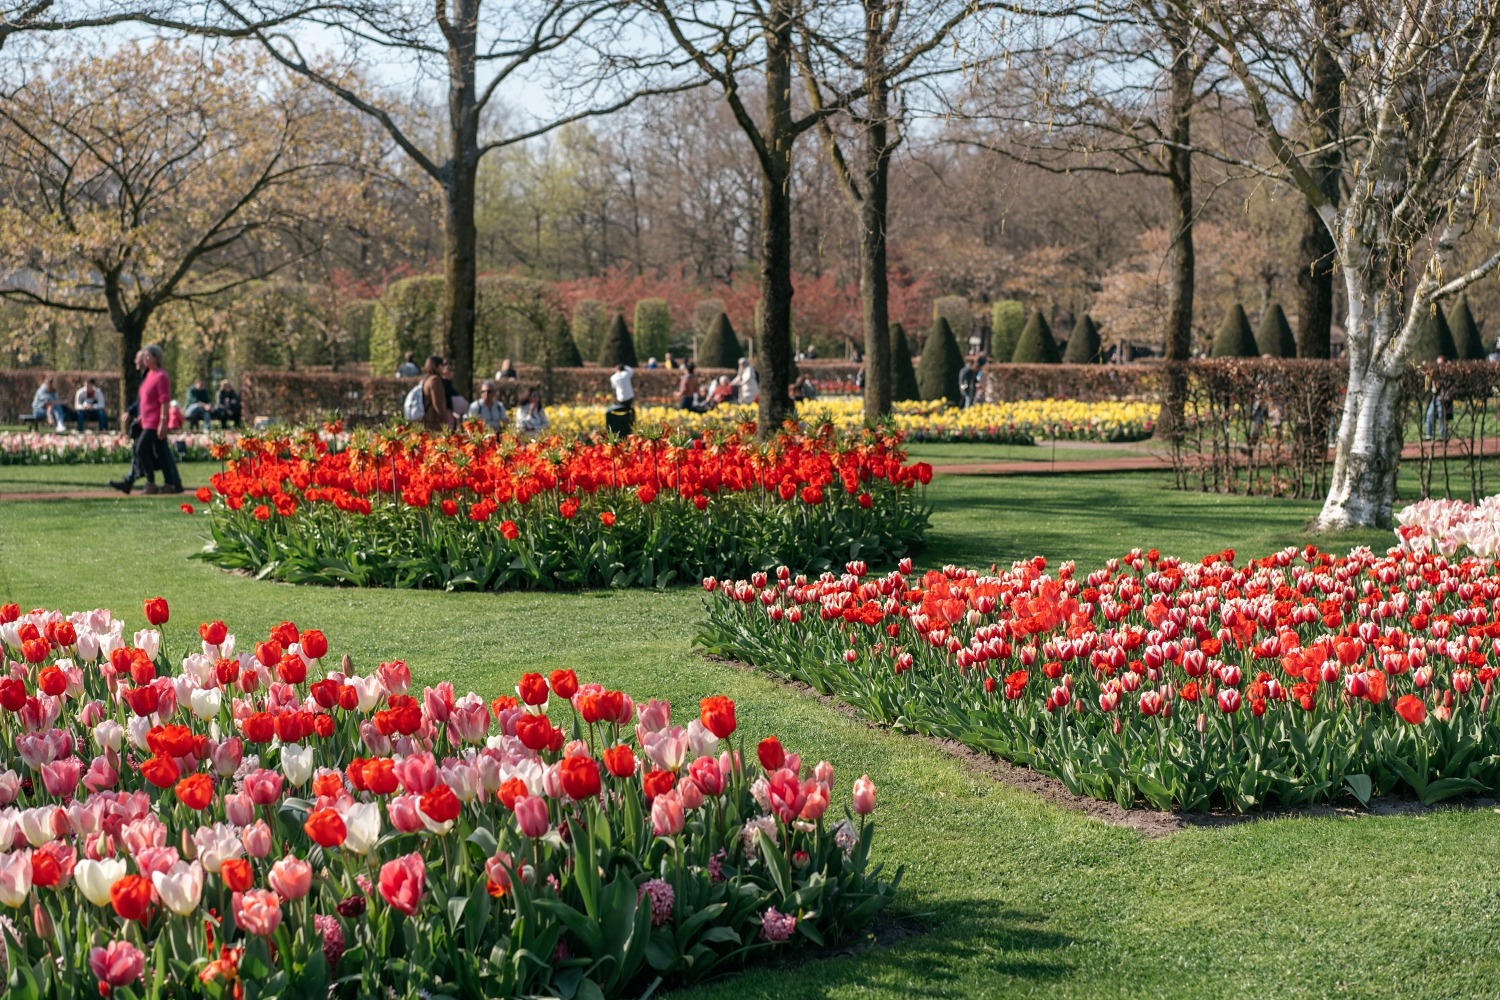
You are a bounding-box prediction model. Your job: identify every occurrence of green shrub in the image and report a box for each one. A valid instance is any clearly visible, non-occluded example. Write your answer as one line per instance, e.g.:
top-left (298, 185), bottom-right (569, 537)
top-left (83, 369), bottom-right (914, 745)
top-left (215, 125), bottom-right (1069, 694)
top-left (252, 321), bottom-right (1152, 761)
top-left (1062, 314), bottom-right (1102, 364)
top-left (370, 276), bottom-right (445, 375)
top-left (991, 300), bottom-right (1025, 364)
top-left (571, 299), bottom-right (610, 363)
top-left (891, 322), bottom-right (919, 402)
top-left (475, 275), bottom-right (559, 372)
top-left (918, 316), bottom-right (964, 404)
top-left (597, 313), bottom-right (638, 368)
top-left (693, 299), bottom-right (726, 343)
top-left (697, 312), bottom-right (743, 369)
top-left (1450, 297), bottom-right (1485, 360)
top-left (342, 300), bottom-right (379, 363)
top-left (633, 298), bottom-right (673, 363)
top-left (1012, 311), bottom-right (1061, 364)
top-left (1410, 302), bottom-right (1458, 362)
top-left (1210, 303), bottom-right (1259, 358)
top-left (933, 296), bottom-right (972, 349)
top-left (1254, 303), bottom-right (1297, 358)
top-left (541, 313), bottom-right (583, 368)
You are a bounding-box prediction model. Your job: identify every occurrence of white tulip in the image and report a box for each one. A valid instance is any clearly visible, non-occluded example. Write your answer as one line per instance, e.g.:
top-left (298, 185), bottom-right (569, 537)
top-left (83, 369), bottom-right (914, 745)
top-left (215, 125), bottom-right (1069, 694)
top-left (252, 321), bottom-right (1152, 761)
top-left (281, 743), bottom-right (314, 786)
top-left (340, 802), bottom-right (382, 854)
top-left (189, 688), bottom-right (222, 721)
top-left (93, 720), bottom-right (124, 753)
top-left (132, 629), bottom-right (160, 660)
top-left (74, 857), bottom-right (127, 906)
top-left (152, 861), bottom-right (204, 916)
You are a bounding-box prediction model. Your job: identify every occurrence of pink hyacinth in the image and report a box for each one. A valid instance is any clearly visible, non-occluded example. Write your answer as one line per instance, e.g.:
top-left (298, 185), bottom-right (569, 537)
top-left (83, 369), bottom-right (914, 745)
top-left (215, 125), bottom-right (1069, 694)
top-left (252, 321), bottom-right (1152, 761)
top-left (638, 877), bottom-right (674, 927)
top-left (759, 906), bottom-right (796, 942)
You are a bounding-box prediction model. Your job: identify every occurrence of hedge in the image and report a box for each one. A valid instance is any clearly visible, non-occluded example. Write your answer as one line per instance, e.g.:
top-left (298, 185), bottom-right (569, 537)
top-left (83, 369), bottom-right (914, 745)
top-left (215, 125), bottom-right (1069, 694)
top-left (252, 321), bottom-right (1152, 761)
top-left (917, 317), bottom-right (963, 404)
top-left (1210, 303), bottom-right (1259, 358)
top-left (633, 298), bottom-right (673, 362)
top-left (990, 300), bottom-right (1025, 364)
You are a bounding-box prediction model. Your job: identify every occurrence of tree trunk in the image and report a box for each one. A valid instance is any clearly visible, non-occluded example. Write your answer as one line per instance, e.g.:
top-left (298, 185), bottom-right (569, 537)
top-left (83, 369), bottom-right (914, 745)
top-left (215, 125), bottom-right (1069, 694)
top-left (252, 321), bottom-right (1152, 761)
top-left (442, 0), bottom-right (480, 392)
top-left (1155, 27), bottom-right (1195, 439)
top-left (1294, 0), bottom-right (1342, 359)
top-left (859, 9), bottom-right (893, 426)
top-left (117, 317), bottom-right (146, 404)
top-left (757, 0), bottom-right (796, 435)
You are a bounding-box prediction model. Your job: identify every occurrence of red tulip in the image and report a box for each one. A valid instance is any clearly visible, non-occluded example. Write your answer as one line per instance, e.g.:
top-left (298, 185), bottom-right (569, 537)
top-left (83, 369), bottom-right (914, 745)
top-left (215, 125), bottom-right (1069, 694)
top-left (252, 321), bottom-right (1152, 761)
top-left (1395, 694), bottom-right (1427, 725)
top-left (143, 597), bottom-right (169, 626)
top-left (304, 808), bottom-right (348, 848)
top-left (757, 736), bottom-right (786, 772)
top-left (698, 696), bottom-right (736, 739)
top-left (558, 757), bottom-right (601, 800)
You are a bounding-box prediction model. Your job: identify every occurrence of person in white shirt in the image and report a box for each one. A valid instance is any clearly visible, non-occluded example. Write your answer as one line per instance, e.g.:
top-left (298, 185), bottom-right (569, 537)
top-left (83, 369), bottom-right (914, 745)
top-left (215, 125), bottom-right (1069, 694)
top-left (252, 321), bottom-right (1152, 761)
top-left (516, 388), bottom-right (550, 436)
top-left (609, 365), bottom-right (635, 405)
top-left (466, 380), bottom-right (507, 431)
top-left (73, 378), bottom-right (108, 431)
top-left (729, 357), bottom-right (759, 404)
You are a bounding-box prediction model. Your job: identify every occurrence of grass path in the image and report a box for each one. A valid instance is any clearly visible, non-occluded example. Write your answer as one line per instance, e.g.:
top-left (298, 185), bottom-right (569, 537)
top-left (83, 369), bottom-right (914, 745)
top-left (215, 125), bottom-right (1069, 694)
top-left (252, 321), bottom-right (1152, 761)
top-left (2, 469), bottom-right (1495, 999)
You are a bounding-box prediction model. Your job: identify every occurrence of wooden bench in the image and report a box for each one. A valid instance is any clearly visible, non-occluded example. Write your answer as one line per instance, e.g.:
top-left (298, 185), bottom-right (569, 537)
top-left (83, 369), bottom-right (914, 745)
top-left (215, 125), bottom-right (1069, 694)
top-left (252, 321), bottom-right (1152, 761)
top-left (18, 413), bottom-right (42, 428)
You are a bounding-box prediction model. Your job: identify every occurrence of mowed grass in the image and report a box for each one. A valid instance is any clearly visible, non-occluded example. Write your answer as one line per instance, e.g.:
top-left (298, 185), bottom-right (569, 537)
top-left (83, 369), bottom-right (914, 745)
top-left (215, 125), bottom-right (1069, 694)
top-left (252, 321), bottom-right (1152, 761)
top-left (1, 467), bottom-right (1496, 999)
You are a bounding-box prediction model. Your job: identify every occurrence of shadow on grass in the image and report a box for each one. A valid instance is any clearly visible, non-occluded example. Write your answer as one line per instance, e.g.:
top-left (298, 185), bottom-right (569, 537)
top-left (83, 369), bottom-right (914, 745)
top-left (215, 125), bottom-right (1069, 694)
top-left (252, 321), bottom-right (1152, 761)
top-left (672, 900), bottom-right (1077, 999)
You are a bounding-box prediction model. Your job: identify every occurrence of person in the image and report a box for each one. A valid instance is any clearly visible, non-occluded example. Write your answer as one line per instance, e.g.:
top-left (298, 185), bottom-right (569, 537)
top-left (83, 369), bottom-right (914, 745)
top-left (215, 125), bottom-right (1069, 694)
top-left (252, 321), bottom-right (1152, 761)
top-left (1424, 356), bottom-right (1451, 441)
top-left (607, 364), bottom-right (636, 435)
top-left (167, 399), bottom-right (185, 433)
top-left (516, 387), bottom-right (550, 436)
top-left (729, 357), bottom-right (759, 404)
top-left (184, 379), bottom-right (213, 431)
top-left (30, 376), bottom-right (68, 431)
top-left (678, 361), bottom-right (705, 412)
top-left (663, 352), bottom-right (675, 370)
top-left (646, 357), bottom-right (659, 370)
top-left (790, 374), bottom-right (818, 404)
top-left (396, 351), bottom-right (420, 377)
top-left (419, 355), bottom-right (451, 432)
top-left (110, 344), bottom-right (182, 495)
top-left (73, 378), bottom-right (107, 431)
top-left (708, 375), bottom-right (736, 408)
top-left (440, 358), bottom-right (467, 428)
top-left (959, 357), bottom-right (983, 409)
top-left (467, 380), bottom-right (507, 430)
top-left (496, 358), bottom-right (519, 381)
top-left (854, 366), bottom-right (866, 392)
top-left (213, 380), bottom-right (242, 429)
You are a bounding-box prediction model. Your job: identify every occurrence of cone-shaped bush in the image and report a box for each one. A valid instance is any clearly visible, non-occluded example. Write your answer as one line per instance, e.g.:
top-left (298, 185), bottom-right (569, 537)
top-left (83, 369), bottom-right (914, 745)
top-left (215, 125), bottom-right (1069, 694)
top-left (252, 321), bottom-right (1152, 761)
top-left (1255, 303), bottom-right (1297, 357)
top-left (1210, 303), bottom-right (1259, 358)
top-left (1410, 303), bottom-right (1458, 362)
top-left (543, 313), bottom-right (582, 368)
top-left (1012, 310), bottom-right (1061, 364)
top-left (1062, 314), bottom-right (1102, 364)
top-left (933, 296), bottom-right (971, 347)
top-left (1450, 297), bottom-right (1485, 360)
top-left (918, 317), bottom-right (964, 403)
top-left (633, 298), bottom-right (672, 361)
top-left (890, 322), bottom-right (919, 402)
top-left (697, 312), bottom-right (744, 369)
top-left (991, 300), bottom-right (1025, 364)
top-left (597, 313), bottom-right (638, 368)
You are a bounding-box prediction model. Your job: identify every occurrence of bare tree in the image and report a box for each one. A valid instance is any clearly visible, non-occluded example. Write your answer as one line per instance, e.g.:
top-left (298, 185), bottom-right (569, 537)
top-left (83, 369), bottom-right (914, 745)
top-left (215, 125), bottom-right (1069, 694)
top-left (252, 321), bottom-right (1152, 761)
top-left (1172, 0), bottom-right (1500, 528)
top-left (0, 40), bottom-right (379, 396)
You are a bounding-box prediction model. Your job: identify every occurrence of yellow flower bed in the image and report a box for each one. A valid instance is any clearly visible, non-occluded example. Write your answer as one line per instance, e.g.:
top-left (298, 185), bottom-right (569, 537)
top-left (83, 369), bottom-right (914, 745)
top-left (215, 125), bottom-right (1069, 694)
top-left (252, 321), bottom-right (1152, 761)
top-left (544, 398), bottom-right (1156, 443)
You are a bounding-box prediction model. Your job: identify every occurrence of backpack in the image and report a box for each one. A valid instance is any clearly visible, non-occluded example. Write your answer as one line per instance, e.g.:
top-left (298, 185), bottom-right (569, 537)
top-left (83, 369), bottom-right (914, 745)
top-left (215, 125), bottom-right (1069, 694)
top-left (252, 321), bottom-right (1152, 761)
top-left (403, 382), bottom-right (425, 421)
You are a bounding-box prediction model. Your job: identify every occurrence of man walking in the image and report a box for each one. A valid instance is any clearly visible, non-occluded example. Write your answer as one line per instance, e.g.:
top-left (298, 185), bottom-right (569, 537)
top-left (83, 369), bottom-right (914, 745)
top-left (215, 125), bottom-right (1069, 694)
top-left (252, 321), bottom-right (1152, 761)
top-left (109, 345), bottom-right (182, 495)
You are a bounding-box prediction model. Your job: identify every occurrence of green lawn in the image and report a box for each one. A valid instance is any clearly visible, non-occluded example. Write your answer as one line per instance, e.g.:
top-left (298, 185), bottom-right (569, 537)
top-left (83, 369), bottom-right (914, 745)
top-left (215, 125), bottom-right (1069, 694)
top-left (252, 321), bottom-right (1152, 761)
top-left (906, 440), bottom-right (1161, 467)
top-left (0, 468), bottom-right (1491, 1000)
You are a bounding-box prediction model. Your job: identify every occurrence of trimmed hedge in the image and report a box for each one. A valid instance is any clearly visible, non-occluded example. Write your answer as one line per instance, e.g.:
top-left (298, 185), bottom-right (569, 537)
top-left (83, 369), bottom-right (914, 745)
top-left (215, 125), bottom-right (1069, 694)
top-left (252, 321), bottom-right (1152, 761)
top-left (1411, 303), bottom-right (1458, 362)
top-left (0, 369), bottom-right (122, 425)
top-left (932, 296), bottom-right (972, 349)
top-left (1012, 311), bottom-right (1061, 364)
top-left (369, 275), bottom-right (444, 376)
top-left (918, 317), bottom-right (963, 404)
top-left (541, 314), bottom-right (583, 368)
top-left (1210, 303), bottom-right (1259, 358)
top-left (698, 312), bottom-right (744, 369)
top-left (1062, 314), bottom-right (1102, 364)
top-left (571, 299), bottom-right (610, 363)
top-left (1451, 297), bottom-right (1485, 360)
top-left (633, 298), bottom-right (673, 362)
top-left (1255, 303), bottom-right (1297, 358)
top-left (990, 300), bottom-right (1025, 364)
top-left (597, 313), bottom-right (638, 368)
top-left (342, 300), bottom-right (379, 363)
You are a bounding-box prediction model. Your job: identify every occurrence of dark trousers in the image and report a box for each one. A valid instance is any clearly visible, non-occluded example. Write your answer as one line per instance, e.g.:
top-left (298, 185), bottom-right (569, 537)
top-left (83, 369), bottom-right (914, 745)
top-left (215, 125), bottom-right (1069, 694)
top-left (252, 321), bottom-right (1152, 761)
top-left (75, 409), bottom-right (107, 431)
top-left (132, 429), bottom-right (181, 487)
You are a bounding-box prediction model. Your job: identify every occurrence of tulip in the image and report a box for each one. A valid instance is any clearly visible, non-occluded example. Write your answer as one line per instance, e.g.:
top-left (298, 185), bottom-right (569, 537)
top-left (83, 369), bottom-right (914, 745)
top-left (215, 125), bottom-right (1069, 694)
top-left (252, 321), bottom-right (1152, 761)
top-left (651, 791), bottom-right (685, 837)
top-left (268, 856), bottom-right (313, 901)
top-left (386, 795), bottom-right (424, 834)
top-left (513, 795), bottom-right (550, 838)
top-left (191, 823), bottom-right (245, 874)
top-left (852, 775), bottom-right (877, 815)
top-left (281, 743), bottom-right (314, 786)
top-left (75, 857), bottom-right (126, 907)
top-left (378, 852), bottom-right (426, 916)
top-left (189, 687), bottom-right (223, 720)
top-left (233, 888), bottom-right (283, 936)
top-left (241, 821), bottom-right (272, 859)
top-left (151, 861), bottom-right (205, 916)
top-left (340, 802), bottom-right (382, 854)
top-left (224, 792), bottom-right (256, 827)
top-left (0, 850), bottom-right (32, 907)
top-left (89, 940), bottom-right (146, 989)
top-left (243, 769), bottom-right (284, 805)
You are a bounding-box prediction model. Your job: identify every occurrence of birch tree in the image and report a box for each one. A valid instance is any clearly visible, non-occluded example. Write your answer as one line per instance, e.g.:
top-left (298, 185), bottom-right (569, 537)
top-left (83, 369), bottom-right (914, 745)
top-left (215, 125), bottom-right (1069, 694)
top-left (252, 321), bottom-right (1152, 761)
top-left (1172, 0), bottom-right (1500, 528)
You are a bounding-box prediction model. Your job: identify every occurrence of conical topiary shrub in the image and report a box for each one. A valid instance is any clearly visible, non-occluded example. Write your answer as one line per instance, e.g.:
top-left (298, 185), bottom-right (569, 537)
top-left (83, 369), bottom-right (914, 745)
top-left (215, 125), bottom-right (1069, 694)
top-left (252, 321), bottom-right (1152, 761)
top-left (1410, 303), bottom-right (1458, 362)
top-left (1210, 303), bottom-right (1259, 358)
top-left (1062, 314), bottom-right (1102, 364)
top-left (1255, 303), bottom-right (1297, 358)
top-left (991, 300), bottom-right (1025, 364)
top-left (1012, 310), bottom-right (1061, 364)
top-left (918, 316), bottom-right (963, 404)
top-left (890, 322), bottom-right (920, 402)
top-left (697, 312), bottom-right (744, 369)
top-left (1450, 297), bottom-right (1485, 360)
top-left (597, 313), bottom-right (638, 368)
top-left (542, 313), bottom-right (583, 368)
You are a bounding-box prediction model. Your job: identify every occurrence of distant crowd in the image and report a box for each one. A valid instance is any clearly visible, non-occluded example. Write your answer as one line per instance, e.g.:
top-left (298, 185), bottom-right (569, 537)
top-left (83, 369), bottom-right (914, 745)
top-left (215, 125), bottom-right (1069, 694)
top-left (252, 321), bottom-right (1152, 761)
top-left (28, 372), bottom-right (242, 434)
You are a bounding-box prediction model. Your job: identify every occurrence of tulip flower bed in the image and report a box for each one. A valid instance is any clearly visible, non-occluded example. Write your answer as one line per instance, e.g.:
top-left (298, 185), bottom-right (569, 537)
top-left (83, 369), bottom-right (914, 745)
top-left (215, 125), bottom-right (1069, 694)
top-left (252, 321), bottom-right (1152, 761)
top-left (195, 426), bottom-right (932, 590)
top-left (0, 600), bottom-right (894, 999)
top-left (1395, 497), bottom-right (1500, 558)
top-left (700, 546), bottom-right (1500, 813)
top-left (0, 431), bottom-right (221, 465)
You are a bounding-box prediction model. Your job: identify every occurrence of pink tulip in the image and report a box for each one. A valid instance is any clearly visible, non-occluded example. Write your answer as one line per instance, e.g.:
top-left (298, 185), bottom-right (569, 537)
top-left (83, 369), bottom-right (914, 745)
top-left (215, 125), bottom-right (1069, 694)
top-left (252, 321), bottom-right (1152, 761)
top-left (88, 940), bottom-right (145, 988)
top-left (636, 698), bottom-right (671, 735)
top-left (241, 821), bottom-right (272, 859)
top-left (423, 683), bottom-right (455, 724)
top-left (688, 756), bottom-right (724, 796)
top-left (378, 852), bottom-right (425, 916)
top-left (852, 775), bottom-right (876, 815)
top-left (387, 794), bottom-right (425, 834)
top-left (678, 777), bottom-right (705, 811)
top-left (0, 770), bottom-right (18, 807)
top-left (377, 660), bottom-right (411, 696)
top-left (233, 888), bottom-right (283, 935)
top-left (210, 738), bottom-right (243, 777)
top-left (224, 792), bottom-right (256, 827)
top-left (513, 795), bottom-right (550, 838)
top-left (650, 791), bottom-right (685, 837)
top-left (393, 753), bottom-right (438, 794)
top-left (799, 781), bottom-right (829, 821)
top-left (82, 756), bottom-right (118, 793)
top-left (359, 721), bottom-right (393, 756)
top-left (448, 695), bottom-right (490, 743)
top-left (40, 757), bottom-right (81, 798)
top-left (0, 849), bottom-right (32, 907)
top-left (243, 769), bottom-right (284, 806)
top-left (268, 856), bottom-right (312, 901)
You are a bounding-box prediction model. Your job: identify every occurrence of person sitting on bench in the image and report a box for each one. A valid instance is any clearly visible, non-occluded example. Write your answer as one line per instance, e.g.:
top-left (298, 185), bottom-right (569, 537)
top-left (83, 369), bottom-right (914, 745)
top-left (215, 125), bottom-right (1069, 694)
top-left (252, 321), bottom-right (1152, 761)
top-left (73, 378), bottom-right (108, 431)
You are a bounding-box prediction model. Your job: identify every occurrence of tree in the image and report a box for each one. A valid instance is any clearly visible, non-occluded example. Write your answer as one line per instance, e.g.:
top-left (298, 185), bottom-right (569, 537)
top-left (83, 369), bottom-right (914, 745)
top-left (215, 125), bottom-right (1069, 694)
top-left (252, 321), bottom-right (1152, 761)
top-left (1011, 310), bottom-right (1061, 364)
top-left (597, 313), bottom-right (637, 367)
top-left (890, 321), bottom-right (919, 401)
top-left (1177, 0), bottom-right (1500, 528)
top-left (0, 41), bottom-right (374, 398)
top-left (917, 316), bottom-right (962, 403)
top-left (1255, 303), bottom-right (1296, 358)
top-left (1210, 303), bottom-right (1258, 358)
top-left (697, 312), bottom-right (743, 368)
top-left (1063, 314), bottom-right (1102, 363)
